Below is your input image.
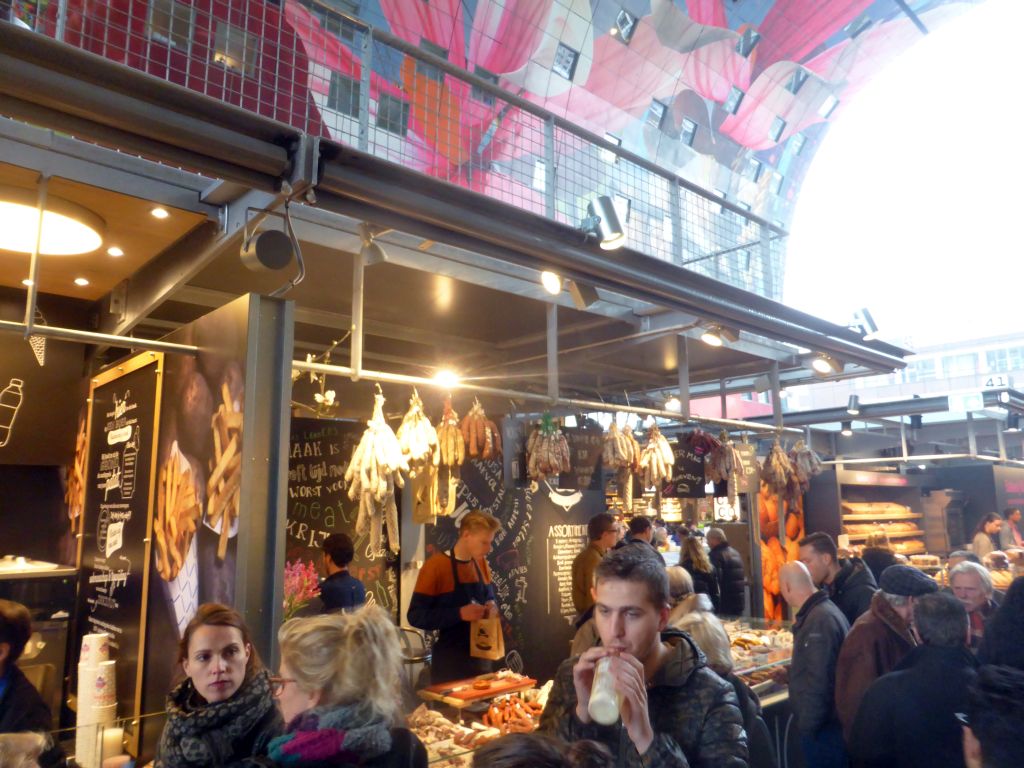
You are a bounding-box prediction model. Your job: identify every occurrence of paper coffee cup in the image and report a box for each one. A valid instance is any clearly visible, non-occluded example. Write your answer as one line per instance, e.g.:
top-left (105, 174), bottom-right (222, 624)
top-left (91, 661), bottom-right (117, 707)
top-left (80, 633), bottom-right (111, 666)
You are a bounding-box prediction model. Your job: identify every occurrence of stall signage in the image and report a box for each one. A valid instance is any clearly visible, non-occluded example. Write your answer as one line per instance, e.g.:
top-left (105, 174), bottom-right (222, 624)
top-left (559, 422), bottom-right (605, 491)
top-left (948, 391), bottom-right (985, 413)
top-left (734, 442), bottom-right (760, 494)
top-left (663, 439), bottom-right (706, 498)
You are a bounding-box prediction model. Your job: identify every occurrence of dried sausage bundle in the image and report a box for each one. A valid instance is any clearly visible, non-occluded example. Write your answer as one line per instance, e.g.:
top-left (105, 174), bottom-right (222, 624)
top-left (639, 424), bottom-right (675, 488)
top-left (460, 398), bottom-right (503, 460)
top-left (526, 416), bottom-right (570, 482)
top-left (788, 439), bottom-right (824, 492)
top-left (706, 434), bottom-right (744, 508)
top-left (345, 392), bottom-right (407, 554)
top-left (436, 398), bottom-right (466, 468)
top-left (396, 390), bottom-right (439, 478)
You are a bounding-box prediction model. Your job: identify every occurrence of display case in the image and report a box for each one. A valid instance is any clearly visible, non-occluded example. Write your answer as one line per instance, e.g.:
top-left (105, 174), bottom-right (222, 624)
top-left (723, 617), bottom-right (793, 701)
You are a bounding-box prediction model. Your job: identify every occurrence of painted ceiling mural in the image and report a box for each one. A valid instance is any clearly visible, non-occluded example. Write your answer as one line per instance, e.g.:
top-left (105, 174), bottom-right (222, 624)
top-left (284, 0), bottom-right (984, 226)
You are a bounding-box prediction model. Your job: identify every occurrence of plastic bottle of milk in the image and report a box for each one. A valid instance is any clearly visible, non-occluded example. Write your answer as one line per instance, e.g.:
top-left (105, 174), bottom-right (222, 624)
top-left (588, 656), bottom-right (623, 725)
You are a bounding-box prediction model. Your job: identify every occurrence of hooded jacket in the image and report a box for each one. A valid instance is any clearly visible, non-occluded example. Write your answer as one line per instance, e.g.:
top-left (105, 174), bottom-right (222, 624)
top-left (789, 590), bottom-right (849, 736)
top-left (848, 644), bottom-right (978, 768)
top-left (830, 558), bottom-right (878, 627)
top-left (710, 543), bottom-right (746, 616)
top-left (0, 664), bottom-right (65, 768)
top-left (539, 628), bottom-right (748, 767)
top-left (834, 591), bottom-right (917, 742)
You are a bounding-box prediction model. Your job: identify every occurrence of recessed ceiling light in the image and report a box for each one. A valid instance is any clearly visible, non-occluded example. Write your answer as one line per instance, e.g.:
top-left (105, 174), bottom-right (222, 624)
top-left (150, 207), bottom-right (169, 219)
top-left (21, 278), bottom-right (33, 286)
top-left (74, 277), bottom-right (89, 287)
top-left (0, 185), bottom-right (105, 255)
top-left (107, 246), bottom-right (124, 257)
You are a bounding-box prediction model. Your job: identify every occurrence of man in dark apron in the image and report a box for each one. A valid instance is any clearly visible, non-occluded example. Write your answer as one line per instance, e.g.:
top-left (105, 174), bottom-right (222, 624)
top-left (408, 511), bottom-right (501, 683)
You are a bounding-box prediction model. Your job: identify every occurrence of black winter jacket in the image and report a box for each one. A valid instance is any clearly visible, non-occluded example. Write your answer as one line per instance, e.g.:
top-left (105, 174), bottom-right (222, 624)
top-left (727, 673), bottom-right (776, 768)
top-left (848, 644), bottom-right (978, 768)
top-left (789, 590), bottom-right (849, 736)
top-left (0, 665), bottom-right (64, 768)
top-left (830, 558), bottom-right (878, 627)
top-left (682, 556), bottom-right (721, 611)
top-left (710, 543), bottom-right (746, 616)
top-left (539, 629), bottom-right (748, 767)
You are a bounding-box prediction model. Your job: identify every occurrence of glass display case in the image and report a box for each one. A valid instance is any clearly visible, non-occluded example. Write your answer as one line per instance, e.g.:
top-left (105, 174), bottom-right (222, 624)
top-left (723, 616), bottom-right (793, 704)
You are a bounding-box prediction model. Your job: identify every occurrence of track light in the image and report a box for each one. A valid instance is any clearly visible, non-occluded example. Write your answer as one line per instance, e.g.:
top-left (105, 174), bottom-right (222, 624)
top-left (540, 270), bottom-right (562, 295)
top-left (811, 353), bottom-right (842, 375)
top-left (840, 421), bottom-right (853, 437)
top-left (581, 195), bottom-right (626, 250)
top-left (1006, 414), bottom-right (1021, 434)
top-left (665, 397), bottom-right (681, 412)
top-left (700, 324), bottom-right (739, 348)
top-left (910, 414), bottom-right (923, 430)
top-left (847, 395), bottom-right (861, 416)
top-left (359, 222), bottom-right (392, 266)
top-left (567, 279), bottom-right (600, 309)
top-left (240, 228), bottom-right (294, 271)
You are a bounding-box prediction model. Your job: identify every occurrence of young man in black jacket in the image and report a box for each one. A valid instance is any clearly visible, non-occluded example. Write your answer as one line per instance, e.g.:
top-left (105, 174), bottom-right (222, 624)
top-left (707, 527), bottom-right (745, 616)
top-left (0, 599), bottom-right (63, 768)
top-left (318, 532), bottom-right (366, 612)
top-left (799, 531), bottom-right (878, 626)
top-left (779, 561), bottom-right (849, 768)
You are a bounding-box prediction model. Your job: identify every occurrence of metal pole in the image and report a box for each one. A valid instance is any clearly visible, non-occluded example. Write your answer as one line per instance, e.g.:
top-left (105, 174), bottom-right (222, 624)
top-left (358, 28), bottom-right (372, 152)
top-left (350, 250), bottom-right (365, 381)
top-left (55, 0), bottom-right (69, 41)
top-left (546, 302), bottom-right (558, 403)
top-left (291, 359), bottom-right (803, 434)
top-left (677, 335), bottom-right (690, 419)
top-left (543, 117), bottom-right (556, 219)
top-left (967, 412), bottom-right (977, 455)
top-left (996, 420), bottom-right (1007, 460)
top-left (24, 175), bottom-right (47, 337)
top-left (720, 379), bottom-right (727, 419)
top-left (768, 361), bottom-right (783, 430)
top-left (670, 181), bottom-right (683, 264)
top-left (900, 417), bottom-right (908, 459)
top-left (0, 319), bottom-right (198, 354)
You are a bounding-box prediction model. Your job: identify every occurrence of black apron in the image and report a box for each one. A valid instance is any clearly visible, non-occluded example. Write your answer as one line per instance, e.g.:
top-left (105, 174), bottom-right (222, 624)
top-left (430, 551), bottom-right (495, 684)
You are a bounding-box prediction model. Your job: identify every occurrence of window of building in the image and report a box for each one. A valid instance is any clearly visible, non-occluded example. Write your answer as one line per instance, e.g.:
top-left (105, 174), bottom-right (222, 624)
top-left (600, 132), bottom-right (621, 164)
top-left (614, 9), bottom-right (638, 44)
top-left (736, 28), bottom-right (761, 58)
top-left (790, 133), bottom-right (806, 156)
top-left (212, 20), bottom-right (258, 76)
top-left (532, 159), bottom-right (547, 192)
top-left (904, 359), bottom-right (936, 383)
top-left (327, 72), bottom-right (360, 117)
top-left (552, 43), bottom-right (579, 80)
top-left (819, 94), bottom-right (840, 119)
top-left (786, 68), bottom-right (808, 95)
top-left (723, 86), bottom-right (744, 115)
top-left (845, 12), bottom-right (873, 39)
top-left (769, 116), bottom-right (786, 142)
top-left (318, 0), bottom-right (361, 44)
top-left (647, 99), bottom-right (668, 129)
top-left (745, 158), bottom-right (763, 182)
top-left (715, 188), bottom-right (729, 214)
top-left (681, 118), bottom-right (697, 146)
top-left (376, 93), bottom-right (410, 135)
top-left (148, 0), bottom-right (192, 49)
top-left (941, 353), bottom-right (978, 378)
top-left (471, 66), bottom-right (499, 106)
top-left (416, 38), bottom-right (448, 83)
top-left (771, 172), bottom-right (785, 195)
top-left (986, 347), bottom-right (1024, 373)
top-left (613, 194), bottom-right (631, 224)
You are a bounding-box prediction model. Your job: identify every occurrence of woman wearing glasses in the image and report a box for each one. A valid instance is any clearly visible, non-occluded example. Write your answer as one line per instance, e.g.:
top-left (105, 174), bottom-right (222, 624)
top-left (264, 605), bottom-right (426, 767)
top-left (156, 603), bottom-right (283, 767)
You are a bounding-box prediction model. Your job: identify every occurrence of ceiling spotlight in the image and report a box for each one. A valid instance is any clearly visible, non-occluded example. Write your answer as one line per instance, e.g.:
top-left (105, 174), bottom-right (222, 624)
top-left (910, 414), bottom-right (923, 430)
top-left (917, 464), bottom-right (927, 470)
top-left (107, 246), bottom-right (124, 257)
top-left (359, 222), bottom-right (392, 266)
top-left (540, 270), bottom-right (562, 295)
top-left (811, 353), bottom-right (842, 375)
top-left (665, 397), bottom-right (681, 412)
top-left (74, 277), bottom-right (89, 286)
top-left (433, 369), bottom-right (460, 389)
top-left (0, 185), bottom-right (105, 255)
top-left (847, 395), bottom-right (861, 415)
top-left (240, 229), bottom-right (294, 272)
top-left (150, 207), bottom-right (169, 219)
top-left (581, 195), bottom-right (626, 250)
top-left (567, 279), bottom-right (599, 309)
top-left (1005, 414), bottom-right (1021, 434)
top-left (700, 324), bottom-right (740, 348)
top-left (840, 420), bottom-right (853, 437)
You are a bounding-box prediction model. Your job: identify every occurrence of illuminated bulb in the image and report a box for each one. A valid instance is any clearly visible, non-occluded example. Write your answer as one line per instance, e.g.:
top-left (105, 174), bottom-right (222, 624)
top-left (840, 420), bottom-right (853, 437)
top-left (433, 369), bottom-right (460, 389)
top-left (150, 207), bottom-right (169, 219)
top-left (74, 277), bottom-right (89, 287)
top-left (700, 328), bottom-right (724, 347)
top-left (107, 246), bottom-right (124, 257)
top-left (21, 278), bottom-right (32, 286)
top-left (665, 397), bottom-right (681, 412)
top-left (540, 270), bottom-right (562, 295)
top-left (0, 196), bottom-right (104, 255)
top-left (917, 464), bottom-right (927, 470)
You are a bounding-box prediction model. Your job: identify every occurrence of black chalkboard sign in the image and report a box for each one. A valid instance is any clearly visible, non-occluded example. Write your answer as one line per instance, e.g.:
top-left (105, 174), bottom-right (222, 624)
top-left (75, 352), bottom-right (162, 750)
top-left (426, 457), bottom-right (604, 681)
top-left (560, 421), bottom-right (605, 491)
top-left (735, 443), bottom-right (760, 494)
top-left (286, 418), bottom-right (399, 617)
top-left (663, 438), bottom-right (706, 498)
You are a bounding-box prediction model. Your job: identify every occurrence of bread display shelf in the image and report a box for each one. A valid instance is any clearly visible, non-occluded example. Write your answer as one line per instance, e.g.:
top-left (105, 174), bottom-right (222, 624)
top-left (892, 542), bottom-right (927, 555)
top-left (842, 513), bottom-right (922, 521)
top-left (419, 675), bottom-right (537, 708)
top-left (845, 530), bottom-right (925, 540)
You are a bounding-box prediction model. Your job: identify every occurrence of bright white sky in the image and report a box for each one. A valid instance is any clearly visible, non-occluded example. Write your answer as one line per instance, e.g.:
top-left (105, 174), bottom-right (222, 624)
top-left (784, 0), bottom-right (1024, 350)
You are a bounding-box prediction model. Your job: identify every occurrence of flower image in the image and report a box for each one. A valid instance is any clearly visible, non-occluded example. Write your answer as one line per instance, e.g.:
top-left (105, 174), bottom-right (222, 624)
top-left (283, 559), bottom-right (321, 620)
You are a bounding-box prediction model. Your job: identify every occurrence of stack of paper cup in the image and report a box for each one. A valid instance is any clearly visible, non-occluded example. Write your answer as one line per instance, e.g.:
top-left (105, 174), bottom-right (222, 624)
top-left (76, 635), bottom-right (116, 768)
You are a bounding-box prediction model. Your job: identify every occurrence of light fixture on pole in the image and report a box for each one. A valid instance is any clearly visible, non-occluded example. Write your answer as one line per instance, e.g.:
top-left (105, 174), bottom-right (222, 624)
top-left (840, 421), bottom-right (853, 437)
top-left (0, 185), bottom-right (105, 255)
top-left (581, 195), bottom-right (626, 250)
top-left (240, 228), bottom-right (294, 271)
top-left (1005, 413), bottom-right (1021, 434)
top-left (700, 324), bottom-right (740, 348)
top-left (847, 395), bottom-right (861, 415)
top-left (811, 353), bottom-right (842, 376)
top-left (540, 270), bottom-right (562, 295)
top-left (567, 279), bottom-right (599, 309)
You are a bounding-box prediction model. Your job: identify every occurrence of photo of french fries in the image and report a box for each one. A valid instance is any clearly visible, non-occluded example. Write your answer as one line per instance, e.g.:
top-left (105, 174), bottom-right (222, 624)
top-left (206, 382), bottom-right (242, 561)
top-left (154, 443), bottom-right (201, 581)
top-left (66, 413), bottom-right (87, 532)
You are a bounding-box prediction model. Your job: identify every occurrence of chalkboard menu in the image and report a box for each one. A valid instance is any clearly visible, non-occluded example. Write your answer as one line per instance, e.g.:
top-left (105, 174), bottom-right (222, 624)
top-left (559, 420), bottom-right (605, 491)
top-left (75, 352), bottom-right (162, 746)
top-left (286, 418), bottom-right (399, 617)
top-left (426, 457), bottom-right (604, 681)
top-left (735, 443), bottom-right (760, 494)
top-left (663, 438), bottom-right (706, 498)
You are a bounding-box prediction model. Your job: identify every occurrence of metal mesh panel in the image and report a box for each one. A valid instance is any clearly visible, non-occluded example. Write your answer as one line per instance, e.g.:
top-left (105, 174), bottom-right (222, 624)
top-left (16, 0), bottom-right (788, 301)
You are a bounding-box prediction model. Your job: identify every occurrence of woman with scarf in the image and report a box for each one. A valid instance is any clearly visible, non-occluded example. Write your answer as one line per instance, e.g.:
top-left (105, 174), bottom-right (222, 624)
top-left (156, 603), bottom-right (283, 767)
top-left (260, 605), bottom-right (427, 767)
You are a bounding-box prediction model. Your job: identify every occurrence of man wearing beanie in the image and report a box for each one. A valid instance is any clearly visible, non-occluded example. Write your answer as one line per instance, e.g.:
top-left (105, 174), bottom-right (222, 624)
top-left (834, 564), bottom-right (938, 742)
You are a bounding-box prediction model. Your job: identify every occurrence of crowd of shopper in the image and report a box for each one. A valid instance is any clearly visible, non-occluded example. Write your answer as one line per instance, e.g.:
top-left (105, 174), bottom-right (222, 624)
top-left (5, 512), bottom-right (1024, 768)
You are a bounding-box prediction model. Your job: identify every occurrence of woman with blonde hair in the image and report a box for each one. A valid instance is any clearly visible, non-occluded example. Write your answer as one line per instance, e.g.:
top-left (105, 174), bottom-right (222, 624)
top-left (680, 535), bottom-right (720, 611)
top-left (0, 733), bottom-right (47, 768)
top-left (263, 605), bottom-right (426, 767)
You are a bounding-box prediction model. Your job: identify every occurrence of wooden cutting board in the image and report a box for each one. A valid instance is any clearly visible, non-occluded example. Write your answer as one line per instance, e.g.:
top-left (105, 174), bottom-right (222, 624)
top-left (419, 675), bottom-right (537, 705)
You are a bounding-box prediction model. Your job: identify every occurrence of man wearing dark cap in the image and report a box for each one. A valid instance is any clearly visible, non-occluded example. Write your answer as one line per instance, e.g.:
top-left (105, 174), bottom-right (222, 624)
top-left (834, 564), bottom-right (938, 743)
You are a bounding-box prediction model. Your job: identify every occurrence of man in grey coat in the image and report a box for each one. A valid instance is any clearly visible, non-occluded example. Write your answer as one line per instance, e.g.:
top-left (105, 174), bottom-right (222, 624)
top-left (779, 561), bottom-right (850, 768)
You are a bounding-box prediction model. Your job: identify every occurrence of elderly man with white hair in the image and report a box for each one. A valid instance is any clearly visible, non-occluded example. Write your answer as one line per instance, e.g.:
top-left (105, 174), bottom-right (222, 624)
top-left (949, 560), bottom-right (999, 650)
